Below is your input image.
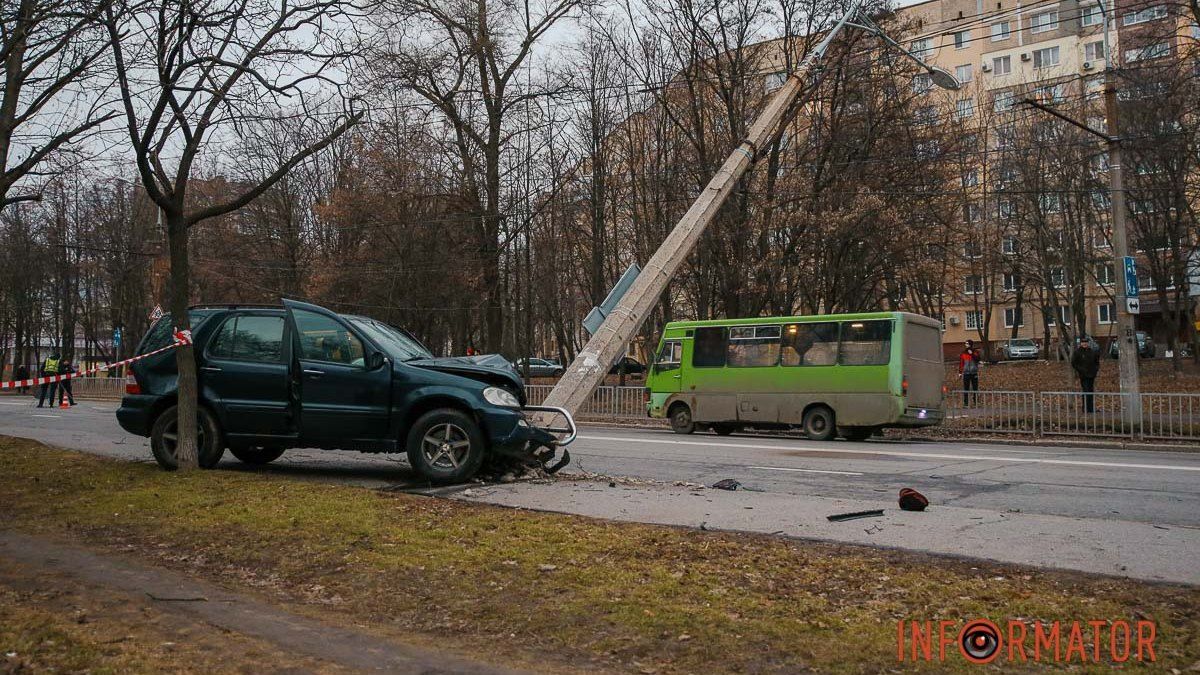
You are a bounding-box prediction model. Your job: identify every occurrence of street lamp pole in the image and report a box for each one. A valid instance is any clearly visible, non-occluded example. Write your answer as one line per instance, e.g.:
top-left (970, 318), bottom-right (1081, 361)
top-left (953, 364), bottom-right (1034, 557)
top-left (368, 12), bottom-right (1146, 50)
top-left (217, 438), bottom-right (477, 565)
top-left (1019, 4), bottom-right (1141, 430)
top-left (539, 0), bottom-right (960, 417)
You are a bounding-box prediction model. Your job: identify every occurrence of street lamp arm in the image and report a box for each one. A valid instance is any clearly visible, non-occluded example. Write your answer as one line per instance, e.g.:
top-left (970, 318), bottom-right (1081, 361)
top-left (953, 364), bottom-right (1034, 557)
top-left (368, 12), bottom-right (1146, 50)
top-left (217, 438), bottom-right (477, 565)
top-left (1018, 98), bottom-right (1112, 142)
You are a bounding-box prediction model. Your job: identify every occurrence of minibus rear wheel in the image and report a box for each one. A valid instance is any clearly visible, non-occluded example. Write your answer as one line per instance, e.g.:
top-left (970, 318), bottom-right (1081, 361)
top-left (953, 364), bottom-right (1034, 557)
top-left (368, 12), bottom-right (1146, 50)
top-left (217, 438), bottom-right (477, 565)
top-left (802, 405), bottom-right (836, 441)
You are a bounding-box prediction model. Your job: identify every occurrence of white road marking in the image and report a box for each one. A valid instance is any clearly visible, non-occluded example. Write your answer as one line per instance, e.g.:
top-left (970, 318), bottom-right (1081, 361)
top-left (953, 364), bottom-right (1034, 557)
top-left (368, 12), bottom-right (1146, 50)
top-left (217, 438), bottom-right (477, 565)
top-left (31, 414), bottom-right (60, 419)
top-left (0, 401), bottom-right (26, 406)
top-left (749, 465), bottom-right (864, 476)
top-left (579, 435), bottom-right (1200, 473)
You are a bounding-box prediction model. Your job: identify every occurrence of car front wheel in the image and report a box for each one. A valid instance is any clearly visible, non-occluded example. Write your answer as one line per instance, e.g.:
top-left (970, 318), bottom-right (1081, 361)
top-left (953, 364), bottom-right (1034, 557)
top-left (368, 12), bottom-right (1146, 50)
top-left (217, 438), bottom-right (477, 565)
top-left (406, 408), bottom-right (486, 484)
top-left (150, 405), bottom-right (224, 470)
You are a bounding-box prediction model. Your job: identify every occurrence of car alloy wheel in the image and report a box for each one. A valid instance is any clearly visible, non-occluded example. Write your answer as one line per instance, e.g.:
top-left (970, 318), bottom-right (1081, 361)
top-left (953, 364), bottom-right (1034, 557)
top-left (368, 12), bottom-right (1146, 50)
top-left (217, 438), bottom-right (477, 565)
top-left (421, 422), bottom-right (472, 470)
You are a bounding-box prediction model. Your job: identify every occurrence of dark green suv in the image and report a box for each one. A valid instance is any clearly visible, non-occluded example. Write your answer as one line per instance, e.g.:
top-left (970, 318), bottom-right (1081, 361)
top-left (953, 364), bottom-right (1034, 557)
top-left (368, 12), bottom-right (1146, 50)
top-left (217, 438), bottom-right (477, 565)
top-left (116, 299), bottom-right (574, 483)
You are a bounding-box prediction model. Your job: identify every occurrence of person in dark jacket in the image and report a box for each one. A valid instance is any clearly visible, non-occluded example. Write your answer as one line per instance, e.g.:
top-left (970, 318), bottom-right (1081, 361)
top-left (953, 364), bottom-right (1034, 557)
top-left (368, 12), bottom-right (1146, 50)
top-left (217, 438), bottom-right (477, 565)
top-left (57, 359), bottom-right (76, 406)
top-left (958, 340), bottom-right (982, 407)
top-left (1071, 336), bottom-right (1102, 413)
top-left (14, 364), bottom-right (29, 394)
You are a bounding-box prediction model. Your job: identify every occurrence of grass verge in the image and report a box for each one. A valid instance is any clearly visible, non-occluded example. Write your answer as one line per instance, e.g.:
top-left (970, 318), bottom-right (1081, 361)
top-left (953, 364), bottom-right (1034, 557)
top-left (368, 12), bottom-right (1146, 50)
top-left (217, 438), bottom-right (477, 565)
top-left (1, 435), bottom-right (1197, 673)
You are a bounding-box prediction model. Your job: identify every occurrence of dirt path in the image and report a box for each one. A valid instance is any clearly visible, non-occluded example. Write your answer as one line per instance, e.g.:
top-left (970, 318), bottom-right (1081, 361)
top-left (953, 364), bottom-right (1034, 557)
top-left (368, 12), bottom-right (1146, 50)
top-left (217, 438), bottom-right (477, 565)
top-left (0, 531), bottom-right (525, 675)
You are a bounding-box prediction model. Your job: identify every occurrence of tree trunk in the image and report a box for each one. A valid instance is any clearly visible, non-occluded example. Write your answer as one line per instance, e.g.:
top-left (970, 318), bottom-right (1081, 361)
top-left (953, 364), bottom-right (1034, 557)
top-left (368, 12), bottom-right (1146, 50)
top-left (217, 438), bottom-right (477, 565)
top-left (166, 213), bottom-right (198, 471)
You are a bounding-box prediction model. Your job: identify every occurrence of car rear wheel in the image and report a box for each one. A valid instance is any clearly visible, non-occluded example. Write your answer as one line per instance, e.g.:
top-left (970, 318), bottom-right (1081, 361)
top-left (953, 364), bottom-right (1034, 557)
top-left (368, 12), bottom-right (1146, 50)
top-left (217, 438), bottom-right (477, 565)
top-left (150, 405), bottom-right (224, 470)
top-left (230, 446), bottom-right (285, 465)
top-left (802, 405), bottom-right (836, 441)
top-left (668, 403), bottom-right (695, 435)
top-left (406, 409), bottom-right (486, 484)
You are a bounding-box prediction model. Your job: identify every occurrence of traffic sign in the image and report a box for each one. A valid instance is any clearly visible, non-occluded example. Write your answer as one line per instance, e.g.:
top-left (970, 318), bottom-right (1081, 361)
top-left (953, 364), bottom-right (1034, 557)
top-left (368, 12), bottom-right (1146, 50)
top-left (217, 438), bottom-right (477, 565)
top-left (113, 327), bottom-right (122, 347)
top-left (1126, 297), bottom-right (1140, 314)
top-left (1123, 256), bottom-right (1138, 297)
top-left (150, 304), bottom-right (164, 321)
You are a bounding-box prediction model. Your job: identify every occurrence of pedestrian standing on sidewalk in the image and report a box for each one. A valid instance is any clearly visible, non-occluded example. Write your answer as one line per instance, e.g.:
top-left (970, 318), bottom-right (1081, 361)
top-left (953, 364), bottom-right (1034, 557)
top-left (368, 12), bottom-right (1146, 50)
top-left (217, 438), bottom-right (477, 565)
top-left (57, 359), bottom-right (76, 406)
top-left (36, 352), bottom-right (61, 408)
top-left (958, 340), bottom-right (981, 407)
top-left (1071, 335), bottom-right (1101, 413)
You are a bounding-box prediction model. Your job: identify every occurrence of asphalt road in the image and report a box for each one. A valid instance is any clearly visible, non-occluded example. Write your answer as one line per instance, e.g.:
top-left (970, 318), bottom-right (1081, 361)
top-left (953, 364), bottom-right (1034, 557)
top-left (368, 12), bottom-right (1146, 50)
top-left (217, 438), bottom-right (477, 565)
top-left (2, 396), bottom-right (1198, 527)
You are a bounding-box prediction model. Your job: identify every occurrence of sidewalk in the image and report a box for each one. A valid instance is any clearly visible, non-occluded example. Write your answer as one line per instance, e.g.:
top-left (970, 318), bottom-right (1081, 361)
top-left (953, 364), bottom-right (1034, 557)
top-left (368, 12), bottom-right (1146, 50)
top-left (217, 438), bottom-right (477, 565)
top-left (456, 477), bottom-right (1200, 585)
top-left (0, 531), bottom-right (526, 674)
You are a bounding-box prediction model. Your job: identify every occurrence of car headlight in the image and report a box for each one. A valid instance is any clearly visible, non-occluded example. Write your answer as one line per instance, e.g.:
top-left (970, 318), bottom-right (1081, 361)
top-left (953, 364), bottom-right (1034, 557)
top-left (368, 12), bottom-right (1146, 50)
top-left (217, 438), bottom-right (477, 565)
top-left (483, 386), bottom-right (520, 408)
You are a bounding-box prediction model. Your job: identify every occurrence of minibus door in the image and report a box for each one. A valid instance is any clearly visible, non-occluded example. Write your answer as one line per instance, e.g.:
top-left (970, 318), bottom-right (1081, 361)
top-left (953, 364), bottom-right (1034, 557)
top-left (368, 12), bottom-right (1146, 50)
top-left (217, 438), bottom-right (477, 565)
top-left (654, 339), bottom-right (684, 392)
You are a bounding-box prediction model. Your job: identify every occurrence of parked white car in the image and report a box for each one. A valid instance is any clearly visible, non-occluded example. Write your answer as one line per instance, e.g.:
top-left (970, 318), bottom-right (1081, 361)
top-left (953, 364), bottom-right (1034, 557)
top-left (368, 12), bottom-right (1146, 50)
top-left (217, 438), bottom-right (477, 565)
top-left (1002, 339), bottom-right (1040, 360)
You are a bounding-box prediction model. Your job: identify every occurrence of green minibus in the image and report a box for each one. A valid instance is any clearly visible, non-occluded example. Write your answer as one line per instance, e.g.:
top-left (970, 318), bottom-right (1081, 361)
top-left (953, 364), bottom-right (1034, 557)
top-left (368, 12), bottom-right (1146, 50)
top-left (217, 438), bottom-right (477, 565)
top-left (645, 312), bottom-right (945, 440)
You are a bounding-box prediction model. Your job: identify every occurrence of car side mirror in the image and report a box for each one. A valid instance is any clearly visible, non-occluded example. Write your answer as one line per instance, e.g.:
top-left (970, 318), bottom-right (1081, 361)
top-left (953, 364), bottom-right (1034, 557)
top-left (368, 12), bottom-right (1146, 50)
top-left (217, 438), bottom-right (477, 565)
top-left (367, 351), bottom-right (387, 370)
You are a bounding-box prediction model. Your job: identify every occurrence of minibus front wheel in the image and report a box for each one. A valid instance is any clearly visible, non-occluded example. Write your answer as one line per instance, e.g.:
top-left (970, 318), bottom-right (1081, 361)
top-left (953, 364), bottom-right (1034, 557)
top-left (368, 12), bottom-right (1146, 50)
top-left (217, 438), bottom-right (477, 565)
top-left (668, 402), bottom-right (695, 435)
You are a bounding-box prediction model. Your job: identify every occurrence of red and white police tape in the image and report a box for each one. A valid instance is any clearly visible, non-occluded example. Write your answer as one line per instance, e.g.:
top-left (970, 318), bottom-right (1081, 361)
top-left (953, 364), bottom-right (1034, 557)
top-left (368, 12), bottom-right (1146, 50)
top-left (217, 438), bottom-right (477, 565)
top-left (0, 329), bottom-right (192, 391)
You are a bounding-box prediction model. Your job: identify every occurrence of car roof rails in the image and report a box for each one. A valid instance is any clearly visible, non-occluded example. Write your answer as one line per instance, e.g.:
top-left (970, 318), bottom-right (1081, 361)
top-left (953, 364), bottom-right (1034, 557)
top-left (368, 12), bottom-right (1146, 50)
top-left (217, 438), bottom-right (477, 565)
top-left (188, 303), bottom-right (283, 310)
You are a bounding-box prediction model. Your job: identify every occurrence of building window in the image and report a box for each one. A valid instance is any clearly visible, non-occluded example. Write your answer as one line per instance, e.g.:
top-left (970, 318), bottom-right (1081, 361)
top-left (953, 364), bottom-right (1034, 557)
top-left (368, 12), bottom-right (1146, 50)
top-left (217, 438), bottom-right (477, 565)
top-left (991, 21), bottom-right (1012, 40)
top-left (1097, 263), bottom-right (1114, 285)
top-left (1002, 234), bottom-right (1018, 253)
top-left (1125, 43), bottom-right (1170, 63)
top-left (955, 63), bottom-right (973, 83)
top-left (913, 73), bottom-right (933, 94)
top-left (1033, 46), bottom-right (1060, 69)
top-left (992, 55), bottom-right (1012, 75)
top-left (1040, 193), bottom-right (1062, 213)
top-left (1050, 267), bottom-right (1066, 288)
top-left (964, 241), bottom-right (983, 259)
top-left (963, 202), bottom-right (981, 223)
top-left (765, 71), bottom-right (787, 92)
top-left (914, 105), bottom-right (937, 126)
top-left (1085, 77), bottom-right (1104, 99)
top-left (911, 38), bottom-right (933, 59)
top-left (1084, 41), bottom-right (1105, 62)
top-left (965, 275), bottom-right (984, 295)
top-left (962, 169), bottom-right (979, 187)
top-left (1081, 3), bottom-right (1104, 26)
top-left (1004, 307), bottom-right (1024, 328)
top-left (1058, 306), bottom-right (1072, 326)
top-left (1098, 303), bottom-right (1115, 324)
top-left (955, 97), bottom-right (975, 120)
top-left (994, 91), bottom-right (1015, 112)
top-left (1122, 5), bottom-right (1167, 26)
top-left (954, 30), bottom-right (970, 49)
top-left (1031, 10), bottom-right (1059, 33)
top-left (1003, 272), bottom-right (1020, 292)
top-left (965, 310), bottom-right (983, 330)
top-left (999, 200), bottom-right (1015, 220)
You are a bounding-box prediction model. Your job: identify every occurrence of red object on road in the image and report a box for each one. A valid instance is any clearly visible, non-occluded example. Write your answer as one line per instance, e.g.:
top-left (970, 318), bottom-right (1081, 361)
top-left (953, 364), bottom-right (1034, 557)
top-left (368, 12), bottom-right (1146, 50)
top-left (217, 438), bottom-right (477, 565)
top-left (899, 488), bottom-right (929, 512)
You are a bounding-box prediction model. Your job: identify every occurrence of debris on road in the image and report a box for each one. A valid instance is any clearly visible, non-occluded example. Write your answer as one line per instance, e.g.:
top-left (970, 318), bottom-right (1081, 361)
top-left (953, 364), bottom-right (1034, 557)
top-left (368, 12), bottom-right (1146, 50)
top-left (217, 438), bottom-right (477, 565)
top-left (827, 509), bottom-right (885, 522)
top-left (711, 478), bottom-right (741, 491)
top-left (898, 488), bottom-right (929, 512)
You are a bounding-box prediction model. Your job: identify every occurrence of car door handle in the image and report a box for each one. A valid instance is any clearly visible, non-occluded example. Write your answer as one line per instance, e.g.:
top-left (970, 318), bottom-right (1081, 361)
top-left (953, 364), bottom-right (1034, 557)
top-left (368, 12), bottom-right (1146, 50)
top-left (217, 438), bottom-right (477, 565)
top-left (303, 368), bottom-right (324, 377)
top-left (200, 366), bottom-right (222, 372)
top-left (673, 374), bottom-right (681, 379)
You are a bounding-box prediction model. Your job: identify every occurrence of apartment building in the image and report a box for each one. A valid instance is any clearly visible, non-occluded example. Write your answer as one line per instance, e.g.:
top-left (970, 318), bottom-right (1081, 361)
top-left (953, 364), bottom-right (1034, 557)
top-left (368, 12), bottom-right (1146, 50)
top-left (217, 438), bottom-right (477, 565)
top-left (898, 0), bottom-right (1198, 358)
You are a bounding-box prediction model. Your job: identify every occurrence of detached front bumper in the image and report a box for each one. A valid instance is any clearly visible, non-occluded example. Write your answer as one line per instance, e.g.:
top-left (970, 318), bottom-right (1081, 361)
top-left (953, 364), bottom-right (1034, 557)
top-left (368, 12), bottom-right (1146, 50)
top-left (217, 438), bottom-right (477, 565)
top-left (482, 404), bottom-right (577, 472)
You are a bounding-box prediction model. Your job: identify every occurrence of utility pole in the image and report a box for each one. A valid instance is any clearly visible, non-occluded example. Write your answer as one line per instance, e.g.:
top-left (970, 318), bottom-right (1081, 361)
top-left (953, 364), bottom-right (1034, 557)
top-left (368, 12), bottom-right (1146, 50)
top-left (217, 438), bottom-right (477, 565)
top-left (1103, 77), bottom-right (1142, 429)
top-left (539, 0), bottom-right (959, 417)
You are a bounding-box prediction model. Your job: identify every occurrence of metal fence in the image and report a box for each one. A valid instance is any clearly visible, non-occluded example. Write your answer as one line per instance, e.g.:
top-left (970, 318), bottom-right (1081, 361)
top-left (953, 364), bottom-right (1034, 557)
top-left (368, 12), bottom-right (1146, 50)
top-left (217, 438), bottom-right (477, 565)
top-left (947, 389), bottom-right (1200, 441)
top-left (0, 376), bottom-right (126, 401)
top-left (525, 384), bottom-right (645, 419)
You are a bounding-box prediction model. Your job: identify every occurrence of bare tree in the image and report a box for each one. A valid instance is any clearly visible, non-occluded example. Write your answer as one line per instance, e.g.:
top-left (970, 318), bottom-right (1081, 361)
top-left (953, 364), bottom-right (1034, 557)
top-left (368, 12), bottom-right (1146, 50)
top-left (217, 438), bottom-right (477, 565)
top-left (0, 0), bottom-right (116, 207)
top-left (101, 0), bottom-right (363, 470)
top-left (370, 0), bottom-right (589, 353)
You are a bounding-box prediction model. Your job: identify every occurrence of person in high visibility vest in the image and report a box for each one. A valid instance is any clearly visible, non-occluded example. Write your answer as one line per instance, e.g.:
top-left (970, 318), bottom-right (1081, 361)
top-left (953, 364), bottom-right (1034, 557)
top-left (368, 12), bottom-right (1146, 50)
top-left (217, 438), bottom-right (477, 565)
top-left (36, 352), bottom-right (61, 408)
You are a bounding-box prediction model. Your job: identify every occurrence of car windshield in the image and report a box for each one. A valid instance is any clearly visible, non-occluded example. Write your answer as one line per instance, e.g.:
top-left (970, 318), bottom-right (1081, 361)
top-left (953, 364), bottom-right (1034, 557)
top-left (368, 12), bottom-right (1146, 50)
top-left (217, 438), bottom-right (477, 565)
top-left (348, 318), bottom-right (432, 362)
top-left (1012, 340), bottom-right (1035, 347)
